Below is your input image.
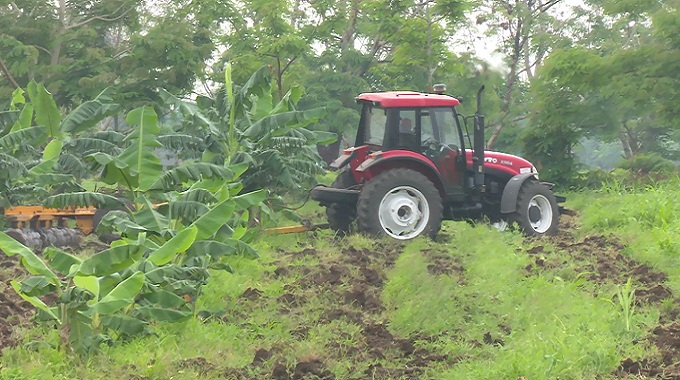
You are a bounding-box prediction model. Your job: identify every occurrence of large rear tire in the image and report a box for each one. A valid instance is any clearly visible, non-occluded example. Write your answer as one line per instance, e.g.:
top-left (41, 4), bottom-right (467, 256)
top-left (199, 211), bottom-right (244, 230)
top-left (357, 169), bottom-right (442, 240)
top-left (511, 180), bottom-right (559, 236)
top-left (326, 170), bottom-right (357, 234)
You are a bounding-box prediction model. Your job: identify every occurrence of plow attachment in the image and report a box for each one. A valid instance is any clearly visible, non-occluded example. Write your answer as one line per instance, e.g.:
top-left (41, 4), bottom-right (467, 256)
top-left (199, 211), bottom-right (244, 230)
top-left (3, 206), bottom-right (97, 250)
top-left (4, 228), bottom-right (81, 251)
top-left (264, 223), bottom-right (330, 234)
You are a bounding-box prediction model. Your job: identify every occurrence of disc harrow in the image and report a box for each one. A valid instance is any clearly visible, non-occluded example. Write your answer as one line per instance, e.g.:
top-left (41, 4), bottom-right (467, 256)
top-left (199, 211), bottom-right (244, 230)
top-left (3, 206), bottom-right (96, 250)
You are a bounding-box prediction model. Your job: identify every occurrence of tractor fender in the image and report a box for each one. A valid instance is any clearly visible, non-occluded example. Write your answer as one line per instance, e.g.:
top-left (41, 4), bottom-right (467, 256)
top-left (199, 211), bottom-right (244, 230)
top-left (500, 173), bottom-right (539, 214)
top-left (355, 152), bottom-right (446, 196)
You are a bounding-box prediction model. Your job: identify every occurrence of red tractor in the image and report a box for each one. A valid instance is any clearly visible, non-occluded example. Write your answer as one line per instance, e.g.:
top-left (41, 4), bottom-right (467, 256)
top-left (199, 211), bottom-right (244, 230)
top-left (311, 86), bottom-right (565, 240)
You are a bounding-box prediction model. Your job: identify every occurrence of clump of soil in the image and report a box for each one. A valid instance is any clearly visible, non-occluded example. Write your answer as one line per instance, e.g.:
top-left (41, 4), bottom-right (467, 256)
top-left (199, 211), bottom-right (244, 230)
top-left (526, 214), bottom-right (671, 305)
top-left (240, 287), bottom-right (264, 301)
top-left (617, 322), bottom-right (680, 379)
top-left (175, 357), bottom-right (217, 376)
top-left (271, 358), bottom-right (334, 380)
top-left (548, 214), bottom-right (680, 379)
top-left (420, 249), bottom-right (465, 279)
top-left (0, 255), bottom-right (33, 355)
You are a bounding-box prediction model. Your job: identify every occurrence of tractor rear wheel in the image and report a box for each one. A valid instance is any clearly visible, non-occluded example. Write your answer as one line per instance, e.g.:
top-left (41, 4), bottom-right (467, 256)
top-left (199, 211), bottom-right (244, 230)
top-left (326, 170), bottom-right (357, 234)
top-left (511, 180), bottom-right (559, 236)
top-left (357, 169), bottom-right (442, 240)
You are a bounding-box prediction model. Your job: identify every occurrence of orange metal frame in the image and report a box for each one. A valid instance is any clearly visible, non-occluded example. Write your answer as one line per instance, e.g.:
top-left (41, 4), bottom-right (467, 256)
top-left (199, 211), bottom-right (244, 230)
top-left (4, 206), bottom-right (97, 235)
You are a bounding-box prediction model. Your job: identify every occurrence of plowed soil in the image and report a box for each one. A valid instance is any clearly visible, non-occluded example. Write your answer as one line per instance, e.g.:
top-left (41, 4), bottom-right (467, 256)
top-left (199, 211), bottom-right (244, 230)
top-left (3, 214), bottom-right (680, 379)
top-left (159, 240), bottom-right (465, 380)
top-left (536, 214), bottom-right (680, 379)
top-left (169, 214), bottom-right (680, 379)
top-left (0, 255), bottom-right (33, 355)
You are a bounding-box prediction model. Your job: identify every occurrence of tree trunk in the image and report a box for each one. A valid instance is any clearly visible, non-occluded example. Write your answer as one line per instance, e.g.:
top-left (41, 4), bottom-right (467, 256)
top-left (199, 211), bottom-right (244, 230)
top-left (0, 56), bottom-right (20, 89)
top-left (275, 58), bottom-right (284, 100)
top-left (486, 16), bottom-right (522, 150)
top-left (623, 121), bottom-right (639, 156)
top-left (619, 132), bottom-right (632, 159)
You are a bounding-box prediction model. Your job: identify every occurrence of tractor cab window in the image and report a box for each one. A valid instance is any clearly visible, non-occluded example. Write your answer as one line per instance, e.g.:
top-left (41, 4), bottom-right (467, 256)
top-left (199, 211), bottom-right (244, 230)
top-left (397, 110), bottom-right (417, 149)
top-left (422, 107), bottom-right (460, 149)
top-left (363, 105), bottom-right (387, 146)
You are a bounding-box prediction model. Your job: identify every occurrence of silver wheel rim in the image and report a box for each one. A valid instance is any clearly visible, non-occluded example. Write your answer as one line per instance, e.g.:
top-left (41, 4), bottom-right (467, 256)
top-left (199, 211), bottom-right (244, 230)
top-left (378, 186), bottom-right (430, 240)
top-left (528, 194), bottom-right (553, 233)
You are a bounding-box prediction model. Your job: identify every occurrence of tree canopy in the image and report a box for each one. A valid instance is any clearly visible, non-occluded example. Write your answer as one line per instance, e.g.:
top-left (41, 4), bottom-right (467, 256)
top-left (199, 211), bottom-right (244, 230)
top-left (1, 0), bottom-right (678, 181)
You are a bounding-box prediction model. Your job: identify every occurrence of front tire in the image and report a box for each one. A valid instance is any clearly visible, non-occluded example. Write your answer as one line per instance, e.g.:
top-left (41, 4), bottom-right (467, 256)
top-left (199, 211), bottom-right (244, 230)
top-left (357, 169), bottom-right (443, 240)
top-left (511, 180), bottom-right (559, 236)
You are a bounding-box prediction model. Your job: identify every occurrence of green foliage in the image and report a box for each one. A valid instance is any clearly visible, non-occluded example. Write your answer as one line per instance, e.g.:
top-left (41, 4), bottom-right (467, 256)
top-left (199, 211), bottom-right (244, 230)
top-left (615, 278), bottom-right (636, 332)
top-left (1, 100), bottom-right (266, 356)
top-left (616, 153), bottom-right (677, 175)
top-left (0, 82), bottom-right (120, 208)
top-left (164, 66), bottom-right (333, 198)
top-left (525, 0), bottom-right (680, 182)
top-left (0, 0), bottom-right (213, 110)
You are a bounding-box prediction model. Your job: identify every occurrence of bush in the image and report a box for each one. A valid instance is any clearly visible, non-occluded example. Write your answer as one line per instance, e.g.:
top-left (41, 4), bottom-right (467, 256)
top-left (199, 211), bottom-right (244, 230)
top-left (617, 153), bottom-right (677, 175)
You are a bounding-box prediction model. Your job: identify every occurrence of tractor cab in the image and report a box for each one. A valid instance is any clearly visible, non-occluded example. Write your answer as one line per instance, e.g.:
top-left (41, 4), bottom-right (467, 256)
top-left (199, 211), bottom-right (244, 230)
top-left (355, 91), bottom-right (463, 155)
top-left (335, 91), bottom-right (470, 202)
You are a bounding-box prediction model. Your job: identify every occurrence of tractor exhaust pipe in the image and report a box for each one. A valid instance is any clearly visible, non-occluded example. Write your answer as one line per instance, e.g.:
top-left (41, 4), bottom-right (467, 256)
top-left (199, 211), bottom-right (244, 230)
top-left (473, 86), bottom-right (485, 193)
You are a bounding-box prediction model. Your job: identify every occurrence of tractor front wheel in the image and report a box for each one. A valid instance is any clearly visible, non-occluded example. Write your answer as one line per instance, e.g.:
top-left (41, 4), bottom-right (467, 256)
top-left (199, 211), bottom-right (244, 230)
top-left (511, 180), bottom-right (559, 236)
top-left (326, 170), bottom-right (357, 234)
top-left (357, 169), bottom-right (442, 240)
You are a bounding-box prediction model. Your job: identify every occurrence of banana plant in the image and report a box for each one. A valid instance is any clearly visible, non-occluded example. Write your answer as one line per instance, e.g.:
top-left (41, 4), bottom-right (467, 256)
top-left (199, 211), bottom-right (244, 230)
top-left (0, 82), bottom-right (121, 207)
top-left (19, 104), bottom-right (266, 355)
top-left (161, 65), bottom-right (336, 196)
top-left (1, 179), bottom-right (263, 355)
top-left (0, 231), bottom-right (148, 355)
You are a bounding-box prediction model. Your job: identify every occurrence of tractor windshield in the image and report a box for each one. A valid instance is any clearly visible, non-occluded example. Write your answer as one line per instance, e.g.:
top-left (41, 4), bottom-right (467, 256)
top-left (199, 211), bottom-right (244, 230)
top-left (426, 107), bottom-right (460, 148)
top-left (356, 103), bottom-right (461, 151)
top-left (397, 107), bottom-right (461, 151)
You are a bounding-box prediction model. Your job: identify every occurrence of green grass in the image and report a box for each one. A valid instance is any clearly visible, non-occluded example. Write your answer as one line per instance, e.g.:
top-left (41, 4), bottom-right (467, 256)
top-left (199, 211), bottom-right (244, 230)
top-left (384, 223), bottom-right (648, 380)
top-left (569, 179), bottom-right (680, 294)
top-left (4, 178), bottom-right (680, 379)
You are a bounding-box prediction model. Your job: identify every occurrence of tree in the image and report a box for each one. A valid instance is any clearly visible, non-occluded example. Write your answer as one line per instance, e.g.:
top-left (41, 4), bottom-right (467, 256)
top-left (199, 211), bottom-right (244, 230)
top-left (0, 0), bottom-right (213, 110)
top-left (524, 0), bottom-right (680, 180)
top-left (474, 0), bottom-right (572, 149)
top-left (0, 82), bottom-right (121, 208)
top-left (295, 0), bottom-right (469, 161)
top-left (162, 65), bottom-right (334, 214)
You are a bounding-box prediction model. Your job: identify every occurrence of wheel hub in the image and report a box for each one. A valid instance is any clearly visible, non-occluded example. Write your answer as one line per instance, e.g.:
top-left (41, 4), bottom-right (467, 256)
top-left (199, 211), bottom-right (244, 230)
top-left (378, 186), bottom-right (430, 240)
top-left (527, 194), bottom-right (553, 233)
top-left (528, 205), bottom-right (542, 223)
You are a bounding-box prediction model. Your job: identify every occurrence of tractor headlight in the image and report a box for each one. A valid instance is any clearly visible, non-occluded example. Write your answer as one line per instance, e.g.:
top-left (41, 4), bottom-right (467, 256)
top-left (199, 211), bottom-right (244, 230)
top-left (521, 166), bottom-right (539, 179)
top-left (531, 165), bottom-right (539, 180)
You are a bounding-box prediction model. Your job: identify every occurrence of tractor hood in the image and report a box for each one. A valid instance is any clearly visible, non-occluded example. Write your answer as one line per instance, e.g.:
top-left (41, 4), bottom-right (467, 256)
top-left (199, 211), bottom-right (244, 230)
top-left (464, 150), bottom-right (537, 177)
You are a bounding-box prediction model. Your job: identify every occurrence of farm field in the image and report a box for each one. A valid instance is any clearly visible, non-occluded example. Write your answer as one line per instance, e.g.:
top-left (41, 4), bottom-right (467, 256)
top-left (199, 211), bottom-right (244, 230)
top-left (2, 182), bottom-right (680, 380)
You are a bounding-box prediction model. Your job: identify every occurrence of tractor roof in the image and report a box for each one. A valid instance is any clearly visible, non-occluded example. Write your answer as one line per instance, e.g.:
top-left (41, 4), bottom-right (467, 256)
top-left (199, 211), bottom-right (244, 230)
top-left (356, 91), bottom-right (460, 108)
